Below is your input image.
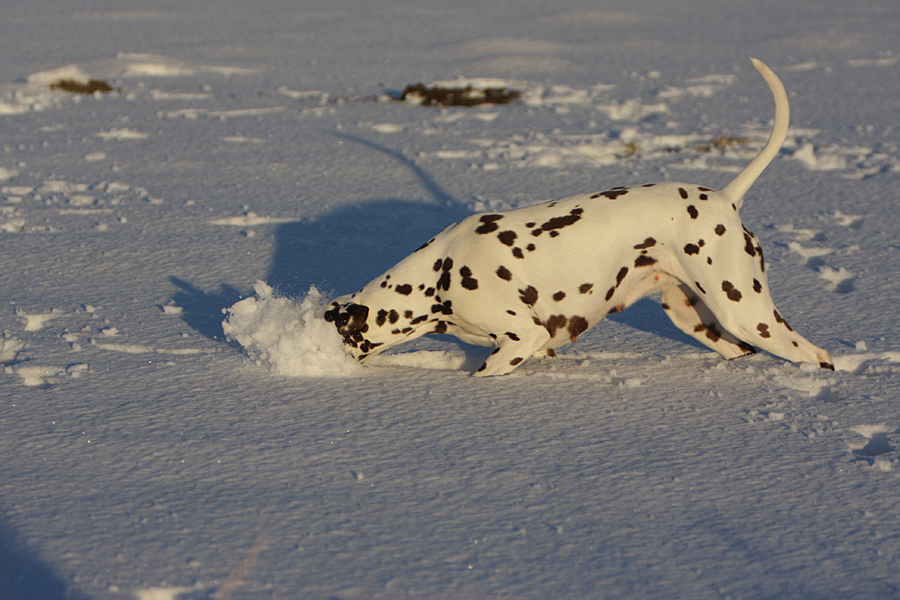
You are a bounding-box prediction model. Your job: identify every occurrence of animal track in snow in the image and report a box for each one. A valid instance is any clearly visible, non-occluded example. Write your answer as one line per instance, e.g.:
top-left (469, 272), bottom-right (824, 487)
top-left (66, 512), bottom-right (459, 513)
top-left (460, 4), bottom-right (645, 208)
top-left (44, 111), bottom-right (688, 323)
top-left (787, 241), bottom-right (834, 267)
top-left (786, 239), bottom-right (856, 293)
top-left (816, 265), bottom-right (857, 294)
top-left (833, 210), bottom-right (864, 229)
top-left (849, 424), bottom-right (896, 470)
top-left (16, 308), bottom-right (63, 332)
top-left (1, 178), bottom-right (155, 234)
top-left (10, 363), bottom-right (88, 388)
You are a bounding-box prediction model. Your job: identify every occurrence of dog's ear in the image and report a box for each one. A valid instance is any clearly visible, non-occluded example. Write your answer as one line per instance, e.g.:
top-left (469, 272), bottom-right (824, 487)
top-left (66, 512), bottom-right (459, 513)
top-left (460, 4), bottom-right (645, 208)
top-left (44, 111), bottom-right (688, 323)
top-left (346, 303), bottom-right (369, 323)
top-left (324, 303), bottom-right (369, 334)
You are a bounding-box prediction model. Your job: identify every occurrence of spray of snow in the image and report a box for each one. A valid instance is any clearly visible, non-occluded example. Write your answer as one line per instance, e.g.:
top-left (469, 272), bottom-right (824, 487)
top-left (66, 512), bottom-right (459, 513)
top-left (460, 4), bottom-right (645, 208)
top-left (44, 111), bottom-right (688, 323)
top-left (222, 282), bottom-right (364, 377)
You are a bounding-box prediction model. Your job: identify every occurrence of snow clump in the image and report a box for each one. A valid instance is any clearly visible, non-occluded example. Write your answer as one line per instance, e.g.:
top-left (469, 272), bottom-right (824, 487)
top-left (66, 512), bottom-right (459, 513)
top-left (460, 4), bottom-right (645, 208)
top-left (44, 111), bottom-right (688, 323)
top-left (222, 282), bottom-right (363, 377)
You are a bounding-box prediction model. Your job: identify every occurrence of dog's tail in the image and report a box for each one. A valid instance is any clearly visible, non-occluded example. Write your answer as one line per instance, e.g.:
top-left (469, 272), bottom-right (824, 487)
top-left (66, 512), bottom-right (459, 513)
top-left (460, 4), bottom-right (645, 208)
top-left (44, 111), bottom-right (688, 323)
top-left (719, 58), bottom-right (789, 209)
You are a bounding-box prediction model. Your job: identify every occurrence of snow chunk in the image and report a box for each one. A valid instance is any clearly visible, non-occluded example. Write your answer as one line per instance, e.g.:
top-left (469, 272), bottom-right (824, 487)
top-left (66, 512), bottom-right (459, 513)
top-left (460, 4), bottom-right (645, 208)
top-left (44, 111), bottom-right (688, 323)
top-left (222, 282), bottom-right (363, 377)
top-left (17, 308), bottom-right (62, 332)
top-left (0, 337), bottom-right (24, 364)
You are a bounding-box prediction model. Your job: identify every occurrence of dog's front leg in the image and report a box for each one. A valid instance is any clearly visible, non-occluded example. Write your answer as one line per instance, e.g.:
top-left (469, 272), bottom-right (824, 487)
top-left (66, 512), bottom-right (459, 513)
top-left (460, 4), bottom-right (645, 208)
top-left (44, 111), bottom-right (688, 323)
top-left (473, 327), bottom-right (551, 377)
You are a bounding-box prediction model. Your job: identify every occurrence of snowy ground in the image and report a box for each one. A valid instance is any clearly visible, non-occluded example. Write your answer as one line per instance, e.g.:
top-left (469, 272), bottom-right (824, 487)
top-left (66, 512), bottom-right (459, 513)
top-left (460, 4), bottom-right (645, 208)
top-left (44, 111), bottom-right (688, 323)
top-left (1, 1), bottom-right (900, 598)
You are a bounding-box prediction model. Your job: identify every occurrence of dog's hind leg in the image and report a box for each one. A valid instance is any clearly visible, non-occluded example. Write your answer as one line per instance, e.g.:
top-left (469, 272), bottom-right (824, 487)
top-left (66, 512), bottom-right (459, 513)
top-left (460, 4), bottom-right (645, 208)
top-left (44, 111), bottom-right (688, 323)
top-left (661, 284), bottom-right (757, 359)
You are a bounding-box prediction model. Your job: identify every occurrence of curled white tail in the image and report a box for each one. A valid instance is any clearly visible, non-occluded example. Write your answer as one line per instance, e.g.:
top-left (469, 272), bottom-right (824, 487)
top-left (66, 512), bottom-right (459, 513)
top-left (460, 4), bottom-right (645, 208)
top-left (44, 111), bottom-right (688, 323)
top-left (720, 58), bottom-right (789, 208)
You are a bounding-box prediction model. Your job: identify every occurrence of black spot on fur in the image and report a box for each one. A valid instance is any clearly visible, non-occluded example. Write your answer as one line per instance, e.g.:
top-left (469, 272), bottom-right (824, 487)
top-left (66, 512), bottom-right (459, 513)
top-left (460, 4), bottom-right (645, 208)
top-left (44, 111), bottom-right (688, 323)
top-left (375, 309), bottom-right (388, 327)
top-left (513, 247), bottom-right (525, 259)
top-left (475, 214), bottom-right (504, 234)
top-left (477, 363), bottom-right (487, 372)
top-left (591, 188), bottom-right (629, 200)
top-left (634, 255), bottom-right (657, 268)
top-left (661, 302), bottom-right (671, 310)
top-left (715, 224), bottom-right (726, 236)
top-left (395, 284), bottom-right (413, 295)
top-left (526, 222), bottom-right (535, 228)
top-left (820, 362), bottom-right (835, 370)
top-left (753, 279), bottom-right (762, 293)
top-left (722, 281), bottom-right (742, 302)
top-left (605, 286), bottom-right (616, 301)
top-left (579, 283), bottom-right (594, 294)
top-left (553, 291), bottom-right (566, 302)
top-left (546, 315), bottom-right (568, 337)
top-left (687, 205), bottom-right (699, 219)
top-left (442, 257), bottom-right (454, 272)
top-left (496, 266), bottom-right (512, 281)
top-left (459, 266), bottom-right (478, 290)
top-left (773, 309), bottom-right (793, 331)
top-left (416, 238), bottom-right (434, 252)
top-left (388, 309), bottom-right (399, 324)
top-left (698, 187), bottom-right (713, 192)
top-left (498, 230), bottom-right (517, 246)
top-left (616, 266), bottom-right (628, 286)
top-left (695, 281), bottom-right (706, 294)
top-left (404, 310), bottom-right (413, 319)
top-left (437, 271), bottom-right (451, 291)
top-left (531, 228), bottom-right (543, 237)
top-left (507, 310), bottom-right (516, 316)
top-left (433, 259), bottom-right (443, 271)
top-left (433, 321), bottom-right (448, 334)
top-left (699, 193), bottom-right (708, 200)
top-left (519, 286), bottom-right (539, 306)
top-left (410, 315), bottom-right (428, 325)
top-left (430, 300), bottom-right (453, 315)
top-left (743, 232), bottom-right (757, 257)
top-left (526, 244), bottom-right (536, 252)
top-left (424, 287), bottom-right (435, 297)
top-left (541, 211), bottom-right (581, 235)
top-left (568, 316), bottom-right (589, 340)
top-left (510, 357), bottom-right (524, 366)
top-left (548, 231), bottom-right (560, 238)
top-left (634, 237), bottom-right (656, 249)
top-left (684, 243), bottom-right (700, 256)
top-left (757, 323), bottom-right (771, 338)
top-left (506, 332), bottom-right (521, 341)
top-left (706, 323), bottom-right (722, 342)
top-left (678, 187), bottom-right (689, 199)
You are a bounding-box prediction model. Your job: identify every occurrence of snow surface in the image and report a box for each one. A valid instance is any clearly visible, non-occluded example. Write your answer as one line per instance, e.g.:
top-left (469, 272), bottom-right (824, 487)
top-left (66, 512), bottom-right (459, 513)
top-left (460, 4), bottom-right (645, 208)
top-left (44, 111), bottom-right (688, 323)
top-left (1, 1), bottom-right (899, 598)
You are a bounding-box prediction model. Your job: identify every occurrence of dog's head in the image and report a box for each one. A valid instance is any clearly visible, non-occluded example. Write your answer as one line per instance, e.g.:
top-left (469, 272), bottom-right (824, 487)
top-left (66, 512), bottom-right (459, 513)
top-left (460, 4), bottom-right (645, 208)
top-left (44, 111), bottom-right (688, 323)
top-left (324, 301), bottom-right (377, 359)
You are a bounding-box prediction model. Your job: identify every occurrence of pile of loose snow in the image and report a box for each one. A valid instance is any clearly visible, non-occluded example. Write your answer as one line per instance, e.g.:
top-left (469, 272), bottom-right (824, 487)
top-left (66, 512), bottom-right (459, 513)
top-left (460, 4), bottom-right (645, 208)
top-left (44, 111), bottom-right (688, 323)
top-left (222, 282), bottom-right (364, 377)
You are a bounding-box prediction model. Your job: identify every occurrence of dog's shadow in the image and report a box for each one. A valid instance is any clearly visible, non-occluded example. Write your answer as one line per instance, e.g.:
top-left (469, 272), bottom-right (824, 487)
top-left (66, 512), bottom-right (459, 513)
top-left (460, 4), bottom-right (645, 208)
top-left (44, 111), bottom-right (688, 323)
top-left (171, 134), bottom-right (706, 355)
top-left (606, 298), bottom-right (706, 351)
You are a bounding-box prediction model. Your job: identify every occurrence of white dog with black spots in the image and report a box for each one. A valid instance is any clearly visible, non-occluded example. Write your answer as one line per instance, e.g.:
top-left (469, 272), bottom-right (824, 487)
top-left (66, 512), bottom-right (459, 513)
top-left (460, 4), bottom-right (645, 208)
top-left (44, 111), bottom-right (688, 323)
top-left (325, 59), bottom-right (834, 376)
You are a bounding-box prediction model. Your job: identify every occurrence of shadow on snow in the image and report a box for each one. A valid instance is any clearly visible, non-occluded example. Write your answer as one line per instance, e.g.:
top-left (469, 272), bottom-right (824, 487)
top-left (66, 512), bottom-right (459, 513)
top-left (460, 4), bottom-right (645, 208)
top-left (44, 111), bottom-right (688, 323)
top-left (171, 134), bottom-right (706, 357)
top-left (0, 516), bottom-right (91, 600)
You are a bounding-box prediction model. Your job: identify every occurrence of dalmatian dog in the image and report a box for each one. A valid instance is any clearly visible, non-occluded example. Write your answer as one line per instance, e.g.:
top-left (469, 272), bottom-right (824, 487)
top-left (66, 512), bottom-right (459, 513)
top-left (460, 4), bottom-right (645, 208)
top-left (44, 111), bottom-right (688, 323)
top-left (325, 58), bottom-right (834, 376)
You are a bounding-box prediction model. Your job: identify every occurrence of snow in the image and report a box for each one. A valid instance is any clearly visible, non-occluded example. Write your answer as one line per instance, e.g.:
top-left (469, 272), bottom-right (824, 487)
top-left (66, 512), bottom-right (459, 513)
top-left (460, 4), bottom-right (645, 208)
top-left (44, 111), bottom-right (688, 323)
top-left (1, 0), bottom-right (899, 598)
